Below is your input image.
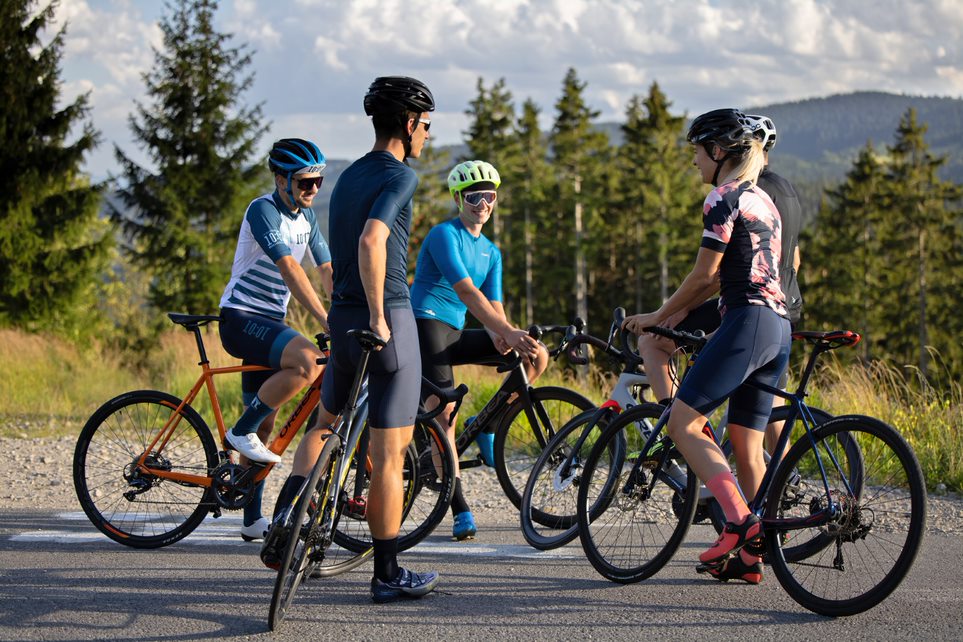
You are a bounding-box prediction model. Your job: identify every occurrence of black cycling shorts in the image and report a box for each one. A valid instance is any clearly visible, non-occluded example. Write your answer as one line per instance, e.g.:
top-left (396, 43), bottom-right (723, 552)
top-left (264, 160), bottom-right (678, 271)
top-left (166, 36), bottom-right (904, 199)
top-left (321, 306), bottom-right (421, 429)
top-left (416, 317), bottom-right (508, 389)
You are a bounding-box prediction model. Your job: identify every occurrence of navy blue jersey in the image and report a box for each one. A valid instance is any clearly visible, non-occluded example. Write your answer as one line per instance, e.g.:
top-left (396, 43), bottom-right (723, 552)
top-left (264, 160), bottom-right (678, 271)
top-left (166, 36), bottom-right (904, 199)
top-left (328, 151), bottom-right (419, 309)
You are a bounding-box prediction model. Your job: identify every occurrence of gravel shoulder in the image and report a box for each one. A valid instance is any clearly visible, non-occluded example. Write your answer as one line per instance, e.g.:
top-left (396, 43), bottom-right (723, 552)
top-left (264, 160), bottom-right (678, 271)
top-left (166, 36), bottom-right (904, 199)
top-left (5, 435), bottom-right (962, 535)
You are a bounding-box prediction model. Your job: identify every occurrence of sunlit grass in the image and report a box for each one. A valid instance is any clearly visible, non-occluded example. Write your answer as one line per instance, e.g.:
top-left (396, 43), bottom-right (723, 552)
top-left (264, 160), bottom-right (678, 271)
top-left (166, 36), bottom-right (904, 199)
top-left (805, 355), bottom-right (963, 492)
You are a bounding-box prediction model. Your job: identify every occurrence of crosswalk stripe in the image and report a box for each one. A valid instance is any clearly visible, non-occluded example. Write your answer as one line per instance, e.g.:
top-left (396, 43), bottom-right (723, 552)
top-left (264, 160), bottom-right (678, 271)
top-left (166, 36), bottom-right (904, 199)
top-left (7, 512), bottom-right (583, 559)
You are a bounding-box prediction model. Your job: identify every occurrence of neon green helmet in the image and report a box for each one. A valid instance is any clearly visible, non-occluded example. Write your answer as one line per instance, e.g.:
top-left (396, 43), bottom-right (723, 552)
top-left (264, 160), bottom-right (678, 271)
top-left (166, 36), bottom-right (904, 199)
top-left (447, 160), bottom-right (501, 199)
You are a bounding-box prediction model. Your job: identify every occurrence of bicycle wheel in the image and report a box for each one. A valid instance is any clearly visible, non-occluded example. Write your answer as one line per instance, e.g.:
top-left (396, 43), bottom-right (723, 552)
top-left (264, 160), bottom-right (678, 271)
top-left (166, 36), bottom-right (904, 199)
top-left (765, 415), bottom-right (926, 616)
top-left (73, 390), bottom-right (218, 548)
top-left (520, 407), bottom-right (617, 550)
top-left (577, 403), bottom-right (699, 584)
top-left (269, 435), bottom-right (339, 630)
top-left (332, 418), bottom-right (455, 553)
top-left (494, 386), bottom-right (594, 509)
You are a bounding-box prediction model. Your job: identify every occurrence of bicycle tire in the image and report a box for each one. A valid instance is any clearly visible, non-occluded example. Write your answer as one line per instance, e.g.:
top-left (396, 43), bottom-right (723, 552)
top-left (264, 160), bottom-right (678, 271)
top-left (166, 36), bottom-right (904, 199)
top-left (577, 403), bottom-right (699, 584)
top-left (765, 415), bottom-right (926, 616)
top-left (269, 435), bottom-right (339, 630)
top-left (493, 386), bottom-right (594, 509)
top-left (520, 407), bottom-right (618, 550)
top-left (73, 390), bottom-right (218, 548)
top-left (332, 418), bottom-right (455, 553)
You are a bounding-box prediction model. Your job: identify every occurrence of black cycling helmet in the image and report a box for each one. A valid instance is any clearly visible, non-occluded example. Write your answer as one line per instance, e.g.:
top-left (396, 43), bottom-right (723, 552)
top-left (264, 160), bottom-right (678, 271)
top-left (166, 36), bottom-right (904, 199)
top-left (363, 76), bottom-right (435, 116)
top-left (687, 109), bottom-right (758, 185)
top-left (686, 108), bottom-right (756, 151)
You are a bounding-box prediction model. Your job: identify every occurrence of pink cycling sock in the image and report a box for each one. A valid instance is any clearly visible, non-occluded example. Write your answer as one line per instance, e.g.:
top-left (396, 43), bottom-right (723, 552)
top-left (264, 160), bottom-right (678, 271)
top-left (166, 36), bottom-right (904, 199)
top-left (705, 471), bottom-right (751, 525)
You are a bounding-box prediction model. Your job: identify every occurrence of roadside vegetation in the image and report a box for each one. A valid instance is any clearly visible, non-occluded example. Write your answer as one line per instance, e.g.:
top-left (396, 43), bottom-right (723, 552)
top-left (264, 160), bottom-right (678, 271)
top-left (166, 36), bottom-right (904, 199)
top-left (2, 327), bottom-right (959, 493)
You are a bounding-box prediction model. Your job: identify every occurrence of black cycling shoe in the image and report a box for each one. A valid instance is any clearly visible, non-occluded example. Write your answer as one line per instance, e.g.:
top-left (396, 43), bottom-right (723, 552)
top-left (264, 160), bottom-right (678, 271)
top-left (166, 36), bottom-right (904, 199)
top-left (370, 567), bottom-right (439, 604)
top-left (260, 518), bottom-right (290, 570)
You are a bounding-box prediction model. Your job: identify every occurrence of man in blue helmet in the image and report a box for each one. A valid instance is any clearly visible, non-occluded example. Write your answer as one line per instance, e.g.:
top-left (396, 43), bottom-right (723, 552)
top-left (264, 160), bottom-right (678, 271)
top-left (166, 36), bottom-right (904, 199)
top-left (218, 138), bottom-right (333, 541)
top-left (264, 77), bottom-right (440, 603)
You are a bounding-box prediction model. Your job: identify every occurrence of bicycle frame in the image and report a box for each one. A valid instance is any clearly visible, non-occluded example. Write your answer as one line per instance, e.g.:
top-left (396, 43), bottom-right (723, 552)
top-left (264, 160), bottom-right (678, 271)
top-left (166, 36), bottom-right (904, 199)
top-left (623, 332), bottom-right (859, 536)
top-left (134, 326), bottom-right (327, 489)
top-left (453, 363), bottom-right (534, 464)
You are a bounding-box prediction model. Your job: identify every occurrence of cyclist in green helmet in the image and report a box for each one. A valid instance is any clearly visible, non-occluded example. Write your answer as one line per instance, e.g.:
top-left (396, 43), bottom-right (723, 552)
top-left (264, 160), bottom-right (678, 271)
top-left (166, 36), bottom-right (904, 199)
top-left (411, 159), bottom-right (547, 541)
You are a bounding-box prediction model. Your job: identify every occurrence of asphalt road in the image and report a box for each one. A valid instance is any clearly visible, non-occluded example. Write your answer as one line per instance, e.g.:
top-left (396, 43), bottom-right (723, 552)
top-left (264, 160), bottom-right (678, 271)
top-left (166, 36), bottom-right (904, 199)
top-left (1, 510), bottom-right (960, 641)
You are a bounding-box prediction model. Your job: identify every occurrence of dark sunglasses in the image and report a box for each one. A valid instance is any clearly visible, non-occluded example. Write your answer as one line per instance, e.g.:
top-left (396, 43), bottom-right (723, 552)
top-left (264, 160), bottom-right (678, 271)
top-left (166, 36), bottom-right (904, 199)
top-left (418, 117), bottom-right (431, 132)
top-left (296, 175), bottom-right (324, 191)
top-left (463, 190), bottom-right (496, 206)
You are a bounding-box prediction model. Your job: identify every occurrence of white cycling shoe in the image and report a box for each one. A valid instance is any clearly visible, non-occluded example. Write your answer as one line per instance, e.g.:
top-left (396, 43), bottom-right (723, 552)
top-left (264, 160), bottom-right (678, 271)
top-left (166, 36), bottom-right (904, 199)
top-left (240, 516), bottom-right (271, 542)
top-left (226, 429), bottom-right (281, 464)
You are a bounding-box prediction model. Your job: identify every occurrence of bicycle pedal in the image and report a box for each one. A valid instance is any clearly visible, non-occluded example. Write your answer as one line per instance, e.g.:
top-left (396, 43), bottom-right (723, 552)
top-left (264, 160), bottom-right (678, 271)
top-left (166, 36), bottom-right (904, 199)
top-left (695, 559), bottom-right (727, 574)
top-left (344, 496), bottom-right (367, 519)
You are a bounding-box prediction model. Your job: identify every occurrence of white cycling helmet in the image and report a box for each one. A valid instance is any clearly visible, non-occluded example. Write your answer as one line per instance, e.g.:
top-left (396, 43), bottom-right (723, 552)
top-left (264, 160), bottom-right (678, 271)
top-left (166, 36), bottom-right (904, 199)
top-left (745, 114), bottom-right (777, 152)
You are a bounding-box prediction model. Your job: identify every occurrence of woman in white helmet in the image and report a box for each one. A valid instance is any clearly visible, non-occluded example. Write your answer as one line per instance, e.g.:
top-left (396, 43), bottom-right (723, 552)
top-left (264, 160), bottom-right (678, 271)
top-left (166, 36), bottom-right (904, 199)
top-left (410, 160), bottom-right (547, 541)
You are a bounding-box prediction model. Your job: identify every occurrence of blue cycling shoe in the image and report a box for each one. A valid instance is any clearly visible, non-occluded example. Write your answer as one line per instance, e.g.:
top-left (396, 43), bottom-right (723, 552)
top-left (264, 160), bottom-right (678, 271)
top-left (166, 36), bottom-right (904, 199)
top-left (370, 567), bottom-right (439, 604)
top-left (473, 424), bottom-right (495, 467)
top-left (452, 511), bottom-right (477, 541)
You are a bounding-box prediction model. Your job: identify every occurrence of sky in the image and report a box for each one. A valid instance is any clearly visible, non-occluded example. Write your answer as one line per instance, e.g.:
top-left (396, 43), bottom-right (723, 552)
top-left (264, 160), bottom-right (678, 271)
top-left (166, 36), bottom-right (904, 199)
top-left (49, 0), bottom-right (963, 181)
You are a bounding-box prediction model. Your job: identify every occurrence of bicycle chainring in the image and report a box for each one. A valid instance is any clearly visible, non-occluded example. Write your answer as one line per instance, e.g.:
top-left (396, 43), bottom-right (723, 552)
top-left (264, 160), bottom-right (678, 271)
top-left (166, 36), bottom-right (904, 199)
top-left (211, 462), bottom-right (254, 509)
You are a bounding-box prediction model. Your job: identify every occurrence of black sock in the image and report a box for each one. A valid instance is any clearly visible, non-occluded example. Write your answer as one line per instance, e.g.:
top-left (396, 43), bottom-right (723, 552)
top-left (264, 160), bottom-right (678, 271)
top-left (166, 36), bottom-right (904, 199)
top-left (450, 477), bottom-right (470, 516)
top-left (272, 474), bottom-right (305, 520)
top-left (373, 537), bottom-right (399, 582)
top-left (657, 397), bottom-right (673, 408)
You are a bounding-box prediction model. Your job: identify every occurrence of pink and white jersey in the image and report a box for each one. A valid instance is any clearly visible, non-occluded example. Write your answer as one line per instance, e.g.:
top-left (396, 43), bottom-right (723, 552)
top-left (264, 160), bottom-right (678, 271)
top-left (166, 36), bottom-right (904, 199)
top-left (700, 180), bottom-right (788, 317)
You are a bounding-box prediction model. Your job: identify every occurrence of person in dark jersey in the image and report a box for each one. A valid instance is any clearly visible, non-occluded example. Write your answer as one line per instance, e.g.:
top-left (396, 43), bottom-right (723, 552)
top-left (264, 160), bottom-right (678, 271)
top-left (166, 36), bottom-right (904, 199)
top-left (745, 114), bottom-right (804, 457)
top-left (624, 109), bottom-right (791, 585)
top-left (410, 160), bottom-right (545, 541)
top-left (218, 138), bottom-right (332, 541)
top-left (263, 76), bottom-right (439, 603)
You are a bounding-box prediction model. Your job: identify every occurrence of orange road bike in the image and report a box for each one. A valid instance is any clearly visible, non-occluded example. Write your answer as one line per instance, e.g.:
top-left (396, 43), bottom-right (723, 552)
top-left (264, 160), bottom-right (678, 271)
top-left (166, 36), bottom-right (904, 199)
top-left (72, 313), bottom-right (329, 548)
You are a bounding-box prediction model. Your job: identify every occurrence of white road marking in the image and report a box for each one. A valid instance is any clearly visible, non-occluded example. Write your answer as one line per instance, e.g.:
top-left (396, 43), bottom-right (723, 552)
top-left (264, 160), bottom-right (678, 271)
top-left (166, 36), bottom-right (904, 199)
top-left (7, 512), bottom-right (583, 558)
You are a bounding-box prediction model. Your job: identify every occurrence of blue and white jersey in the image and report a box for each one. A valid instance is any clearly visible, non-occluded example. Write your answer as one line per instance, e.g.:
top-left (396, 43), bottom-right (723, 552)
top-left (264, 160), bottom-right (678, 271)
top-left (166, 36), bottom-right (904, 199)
top-left (219, 191), bottom-right (331, 319)
top-left (410, 217), bottom-right (502, 330)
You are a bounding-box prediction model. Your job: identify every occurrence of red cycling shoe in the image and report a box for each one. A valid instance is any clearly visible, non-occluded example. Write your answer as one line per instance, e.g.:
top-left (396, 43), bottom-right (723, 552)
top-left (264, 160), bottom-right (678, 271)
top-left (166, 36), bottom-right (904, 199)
top-left (698, 554), bottom-right (764, 585)
top-left (699, 514), bottom-right (762, 564)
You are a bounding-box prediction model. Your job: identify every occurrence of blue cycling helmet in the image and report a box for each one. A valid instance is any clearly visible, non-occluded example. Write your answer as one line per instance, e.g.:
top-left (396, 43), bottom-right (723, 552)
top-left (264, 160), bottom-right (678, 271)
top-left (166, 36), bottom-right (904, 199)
top-left (268, 138), bottom-right (325, 210)
top-left (268, 138), bottom-right (326, 175)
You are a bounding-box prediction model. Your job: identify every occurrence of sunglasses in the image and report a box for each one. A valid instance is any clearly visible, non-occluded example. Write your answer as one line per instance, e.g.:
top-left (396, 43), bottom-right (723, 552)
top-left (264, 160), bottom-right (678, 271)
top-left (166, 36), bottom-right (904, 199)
top-left (295, 175), bottom-right (324, 191)
top-left (463, 190), bottom-right (497, 206)
top-left (418, 118), bottom-right (431, 132)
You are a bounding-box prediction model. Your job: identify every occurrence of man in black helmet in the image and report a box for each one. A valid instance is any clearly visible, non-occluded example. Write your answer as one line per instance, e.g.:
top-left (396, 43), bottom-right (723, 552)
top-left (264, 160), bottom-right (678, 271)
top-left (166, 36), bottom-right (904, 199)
top-left (264, 77), bottom-right (439, 603)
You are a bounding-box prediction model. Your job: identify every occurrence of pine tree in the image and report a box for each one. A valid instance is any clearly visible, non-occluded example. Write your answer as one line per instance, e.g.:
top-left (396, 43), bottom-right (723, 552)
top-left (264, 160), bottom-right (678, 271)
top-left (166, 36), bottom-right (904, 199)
top-left (463, 78), bottom-right (526, 319)
top-left (880, 109), bottom-right (963, 379)
top-left (549, 68), bottom-right (611, 326)
top-left (613, 84), bottom-right (701, 316)
top-left (804, 143), bottom-right (887, 363)
top-left (0, 0), bottom-right (112, 333)
top-left (513, 99), bottom-right (554, 326)
top-left (111, 0), bottom-right (267, 315)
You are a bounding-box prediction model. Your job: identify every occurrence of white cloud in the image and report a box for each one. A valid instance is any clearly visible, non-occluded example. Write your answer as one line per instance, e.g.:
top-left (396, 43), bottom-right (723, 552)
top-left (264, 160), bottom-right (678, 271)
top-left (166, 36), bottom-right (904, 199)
top-left (45, 0), bottom-right (963, 180)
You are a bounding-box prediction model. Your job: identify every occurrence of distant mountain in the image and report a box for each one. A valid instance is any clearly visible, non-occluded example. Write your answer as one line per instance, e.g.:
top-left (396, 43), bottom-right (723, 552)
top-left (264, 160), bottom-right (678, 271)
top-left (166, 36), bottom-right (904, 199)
top-left (597, 91), bottom-right (963, 185)
top-left (748, 91), bottom-right (963, 184)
